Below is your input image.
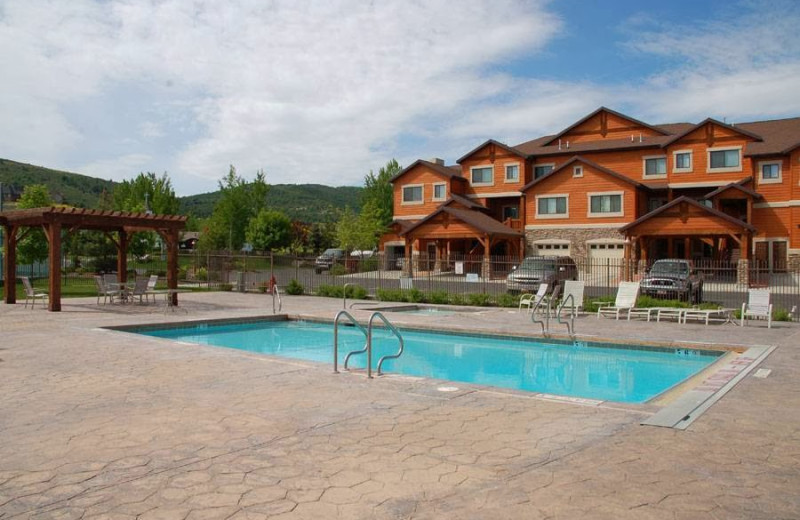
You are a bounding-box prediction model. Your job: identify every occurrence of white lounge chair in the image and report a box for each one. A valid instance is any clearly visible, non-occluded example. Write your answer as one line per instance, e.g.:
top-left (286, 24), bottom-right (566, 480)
top-left (557, 280), bottom-right (585, 317)
top-left (597, 281), bottom-right (640, 320)
top-left (21, 276), bottom-right (48, 309)
top-left (741, 289), bottom-right (772, 328)
top-left (145, 275), bottom-right (159, 302)
top-left (519, 283), bottom-right (549, 313)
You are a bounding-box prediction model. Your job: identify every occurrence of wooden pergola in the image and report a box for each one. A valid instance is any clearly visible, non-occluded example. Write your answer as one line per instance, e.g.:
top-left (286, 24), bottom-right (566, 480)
top-left (1, 207), bottom-right (187, 311)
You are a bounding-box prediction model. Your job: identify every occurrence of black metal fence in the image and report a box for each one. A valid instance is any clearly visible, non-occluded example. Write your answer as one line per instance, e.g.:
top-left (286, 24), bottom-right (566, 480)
top-left (7, 251), bottom-right (800, 313)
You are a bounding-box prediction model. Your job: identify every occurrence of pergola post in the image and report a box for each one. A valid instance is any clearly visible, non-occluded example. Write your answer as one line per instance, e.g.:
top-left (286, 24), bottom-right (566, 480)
top-left (166, 229), bottom-right (179, 306)
top-left (117, 230), bottom-right (128, 283)
top-left (47, 222), bottom-right (62, 312)
top-left (3, 225), bottom-right (16, 304)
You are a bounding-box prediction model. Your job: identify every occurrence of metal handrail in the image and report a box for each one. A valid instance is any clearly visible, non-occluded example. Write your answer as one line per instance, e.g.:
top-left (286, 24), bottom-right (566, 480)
top-left (371, 312), bottom-right (405, 376)
top-left (530, 295), bottom-right (547, 336)
top-left (555, 293), bottom-right (576, 337)
top-left (342, 283), bottom-right (352, 309)
top-left (334, 310), bottom-right (367, 374)
top-left (272, 286), bottom-right (282, 314)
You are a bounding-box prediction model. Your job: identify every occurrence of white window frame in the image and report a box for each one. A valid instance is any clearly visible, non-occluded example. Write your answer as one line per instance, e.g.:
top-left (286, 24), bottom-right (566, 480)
top-left (533, 163), bottom-right (555, 179)
top-left (401, 184), bottom-right (424, 205)
top-left (535, 193), bottom-right (569, 219)
top-left (432, 182), bottom-right (447, 201)
top-left (470, 164), bottom-right (494, 187)
top-left (504, 162), bottom-right (520, 183)
top-left (758, 160), bottom-right (782, 185)
top-left (587, 191), bottom-right (624, 218)
top-left (533, 240), bottom-right (570, 255)
top-left (672, 149), bottom-right (693, 173)
top-left (642, 155), bottom-right (667, 179)
top-left (707, 146), bottom-right (742, 173)
top-left (573, 165), bottom-right (583, 178)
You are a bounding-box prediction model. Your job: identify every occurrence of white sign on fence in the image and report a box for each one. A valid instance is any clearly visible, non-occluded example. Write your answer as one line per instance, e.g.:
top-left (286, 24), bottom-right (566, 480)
top-left (466, 273), bottom-right (479, 282)
top-left (455, 261), bottom-right (464, 275)
top-left (400, 276), bottom-right (413, 289)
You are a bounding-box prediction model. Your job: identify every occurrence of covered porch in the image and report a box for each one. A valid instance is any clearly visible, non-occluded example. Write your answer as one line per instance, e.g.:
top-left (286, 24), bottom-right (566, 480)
top-left (1, 207), bottom-right (187, 311)
top-left (399, 206), bottom-right (523, 279)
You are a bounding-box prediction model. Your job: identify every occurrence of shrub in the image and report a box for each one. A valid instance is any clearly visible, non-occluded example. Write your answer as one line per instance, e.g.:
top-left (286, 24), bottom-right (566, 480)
top-left (427, 291), bottom-right (449, 305)
top-left (358, 256), bottom-right (379, 273)
top-left (285, 279), bottom-right (304, 295)
top-left (377, 288), bottom-right (404, 302)
top-left (218, 283), bottom-right (233, 291)
top-left (495, 293), bottom-right (519, 308)
top-left (197, 267), bottom-right (208, 281)
top-left (407, 288), bottom-right (425, 303)
top-left (329, 264), bottom-right (347, 276)
top-left (347, 284), bottom-right (368, 300)
top-left (317, 284), bottom-right (339, 297)
top-left (634, 296), bottom-right (692, 309)
top-left (774, 308), bottom-right (792, 322)
top-left (583, 296), bottom-right (614, 314)
top-left (448, 294), bottom-right (466, 306)
top-left (467, 293), bottom-right (492, 307)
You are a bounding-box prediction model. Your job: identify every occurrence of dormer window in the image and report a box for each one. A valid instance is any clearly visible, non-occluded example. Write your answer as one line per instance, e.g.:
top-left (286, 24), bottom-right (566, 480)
top-left (401, 184), bottom-right (423, 205)
top-left (708, 147), bottom-right (742, 172)
top-left (573, 165), bottom-right (583, 178)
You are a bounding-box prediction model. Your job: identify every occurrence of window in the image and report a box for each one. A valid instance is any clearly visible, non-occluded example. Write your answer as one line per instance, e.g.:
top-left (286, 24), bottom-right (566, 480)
top-left (432, 183), bottom-right (446, 201)
top-left (536, 195), bottom-right (568, 217)
top-left (759, 161), bottom-right (782, 184)
top-left (588, 193), bottom-right (623, 217)
top-left (708, 147), bottom-right (741, 172)
top-left (573, 165), bottom-right (583, 178)
top-left (502, 206), bottom-right (519, 220)
top-left (401, 185), bottom-right (423, 204)
top-left (534, 164), bottom-right (554, 179)
top-left (673, 150), bottom-right (692, 172)
top-left (643, 156), bottom-right (667, 177)
top-left (471, 166), bottom-right (493, 185)
top-left (504, 164), bottom-right (519, 182)
top-left (648, 198), bottom-right (667, 212)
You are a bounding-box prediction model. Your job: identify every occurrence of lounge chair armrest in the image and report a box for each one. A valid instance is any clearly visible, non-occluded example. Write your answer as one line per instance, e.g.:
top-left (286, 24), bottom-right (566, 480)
top-left (595, 302), bottom-right (612, 309)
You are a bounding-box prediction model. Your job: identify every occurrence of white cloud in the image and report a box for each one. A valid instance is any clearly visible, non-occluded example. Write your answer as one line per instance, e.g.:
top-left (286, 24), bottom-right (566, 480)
top-left (79, 153), bottom-right (154, 183)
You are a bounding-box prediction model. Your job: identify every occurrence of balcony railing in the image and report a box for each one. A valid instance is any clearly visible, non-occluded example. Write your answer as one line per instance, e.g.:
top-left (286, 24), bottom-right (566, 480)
top-left (503, 218), bottom-right (523, 230)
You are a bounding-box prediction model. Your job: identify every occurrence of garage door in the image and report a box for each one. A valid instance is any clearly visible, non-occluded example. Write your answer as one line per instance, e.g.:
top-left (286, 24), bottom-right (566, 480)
top-left (588, 242), bottom-right (625, 260)
top-left (533, 241), bottom-right (570, 257)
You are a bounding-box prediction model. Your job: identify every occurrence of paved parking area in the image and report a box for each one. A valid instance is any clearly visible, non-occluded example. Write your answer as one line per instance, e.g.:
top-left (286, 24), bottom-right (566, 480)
top-left (1, 293), bottom-right (799, 519)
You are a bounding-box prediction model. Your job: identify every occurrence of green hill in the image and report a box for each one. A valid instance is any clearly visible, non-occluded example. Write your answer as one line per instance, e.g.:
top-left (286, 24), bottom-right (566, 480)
top-left (0, 158), bottom-right (363, 223)
top-left (179, 184), bottom-right (363, 222)
top-left (0, 158), bottom-right (116, 208)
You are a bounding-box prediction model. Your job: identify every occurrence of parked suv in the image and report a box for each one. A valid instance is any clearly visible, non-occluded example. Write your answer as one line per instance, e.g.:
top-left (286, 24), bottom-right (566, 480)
top-left (506, 256), bottom-right (578, 293)
top-left (640, 259), bottom-right (703, 303)
top-left (314, 248), bottom-right (345, 273)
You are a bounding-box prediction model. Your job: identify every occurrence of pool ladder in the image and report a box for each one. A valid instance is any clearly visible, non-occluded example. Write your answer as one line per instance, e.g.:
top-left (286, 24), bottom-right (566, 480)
top-left (530, 287), bottom-right (576, 338)
top-left (333, 311), bottom-right (405, 378)
top-left (272, 286), bottom-right (282, 314)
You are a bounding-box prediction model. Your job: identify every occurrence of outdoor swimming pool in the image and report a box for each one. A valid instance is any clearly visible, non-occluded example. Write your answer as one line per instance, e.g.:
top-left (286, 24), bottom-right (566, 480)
top-left (135, 319), bottom-right (723, 403)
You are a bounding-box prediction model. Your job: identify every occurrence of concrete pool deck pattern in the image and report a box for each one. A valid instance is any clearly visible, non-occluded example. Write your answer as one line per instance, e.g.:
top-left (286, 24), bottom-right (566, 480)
top-left (1, 294), bottom-right (799, 519)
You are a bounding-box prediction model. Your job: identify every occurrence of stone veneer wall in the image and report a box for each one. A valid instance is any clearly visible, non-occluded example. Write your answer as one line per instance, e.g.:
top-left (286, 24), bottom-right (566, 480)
top-left (524, 227), bottom-right (624, 260)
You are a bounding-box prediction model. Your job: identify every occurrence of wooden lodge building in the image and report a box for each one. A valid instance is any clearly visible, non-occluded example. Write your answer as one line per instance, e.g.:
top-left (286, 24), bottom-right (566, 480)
top-left (380, 107), bottom-right (800, 279)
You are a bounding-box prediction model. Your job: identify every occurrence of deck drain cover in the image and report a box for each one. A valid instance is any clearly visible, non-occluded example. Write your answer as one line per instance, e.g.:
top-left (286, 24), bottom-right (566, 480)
top-left (753, 368), bottom-right (772, 378)
top-left (437, 386), bottom-right (460, 392)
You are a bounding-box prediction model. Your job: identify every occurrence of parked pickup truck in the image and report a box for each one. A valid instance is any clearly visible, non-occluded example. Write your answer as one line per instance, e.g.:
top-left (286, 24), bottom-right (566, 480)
top-left (640, 259), bottom-right (704, 303)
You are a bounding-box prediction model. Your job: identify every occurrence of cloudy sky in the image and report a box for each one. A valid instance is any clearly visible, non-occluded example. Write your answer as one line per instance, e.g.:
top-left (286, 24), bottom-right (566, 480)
top-left (2, 0), bottom-right (800, 195)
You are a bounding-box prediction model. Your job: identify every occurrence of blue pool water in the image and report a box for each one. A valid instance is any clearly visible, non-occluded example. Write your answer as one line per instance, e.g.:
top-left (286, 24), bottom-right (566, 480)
top-left (137, 320), bottom-right (722, 403)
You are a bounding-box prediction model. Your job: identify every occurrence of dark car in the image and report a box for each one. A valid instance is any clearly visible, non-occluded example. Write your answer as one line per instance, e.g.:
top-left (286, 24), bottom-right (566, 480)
top-left (506, 256), bottom-right (578, 293)
top-left (314, 248), bottom-right (345, 273)
top-left (640, 259), bottom-right (703, 303)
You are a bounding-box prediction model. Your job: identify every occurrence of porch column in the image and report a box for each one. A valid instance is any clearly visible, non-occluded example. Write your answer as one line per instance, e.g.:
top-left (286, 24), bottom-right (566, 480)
top-left (623, 237), bottom-right (632, 282)
top-left (684, 237), bottom-right (691, 260)
top-left (166, 229), bottom-right (179, 306)
top-left (482, 235), bottom-right (492, 280)
top-left (3, 225), bottom-right (16, 304)
top-left (47, 222), bottom-right (62, 312)
top-left (403, 238), bottom-right (413, 277)
top-left (434, 240), bottom-right (443, 273)
top-left (117, 229), bottom-right (128, 283)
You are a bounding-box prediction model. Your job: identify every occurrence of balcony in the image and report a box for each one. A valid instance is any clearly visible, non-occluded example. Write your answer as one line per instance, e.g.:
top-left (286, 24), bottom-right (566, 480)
top-left (503, 218), bottom-right (523, 230)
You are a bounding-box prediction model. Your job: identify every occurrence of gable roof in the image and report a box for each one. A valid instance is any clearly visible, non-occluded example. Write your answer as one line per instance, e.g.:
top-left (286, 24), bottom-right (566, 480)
top-left (662, 118), bottom-right (763, 147)
top-left (520, 156), bottom-right (652, 193)
top-left (540, 107), bottom-right (671, 146)
top-left (619, 196), bottom-right (756, 233)
top-left (400, 206), bottom-right (521, 238)
top-left (737, 116), bottom-right (800, 156)
top-left (456, 139), bottom-right (527, 164)
top-left (445, 193), bottom-right (487, 211)
top-left (704, 178), bottom-right (762, 200)
top-left (390, 159), bottom-right (466, 183)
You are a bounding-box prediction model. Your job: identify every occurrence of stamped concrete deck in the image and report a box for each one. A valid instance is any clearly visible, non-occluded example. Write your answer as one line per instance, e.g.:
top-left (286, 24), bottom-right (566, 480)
top-left (1, 293), bottom-right (799, 519)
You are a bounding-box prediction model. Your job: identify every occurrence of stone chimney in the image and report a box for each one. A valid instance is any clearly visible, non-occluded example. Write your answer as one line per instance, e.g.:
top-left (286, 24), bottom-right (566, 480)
top-left (430, 158), bottom-right (445, 166)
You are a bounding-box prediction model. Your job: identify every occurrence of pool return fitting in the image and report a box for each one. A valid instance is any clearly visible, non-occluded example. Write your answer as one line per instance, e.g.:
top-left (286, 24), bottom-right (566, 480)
top-left (333, 310), bottom-right (405, 378)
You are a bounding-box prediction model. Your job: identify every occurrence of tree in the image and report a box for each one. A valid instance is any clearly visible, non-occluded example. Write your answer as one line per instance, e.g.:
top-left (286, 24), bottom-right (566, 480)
top-left (112, 172), bottom-right (180, 257)
top-left (198, 166), bottom-right (270, 251)
top-left (361, 159), bottom-right (400, 230)
top-left (335, 207), bottom-right (376, 252)
top-left (17, 185), bottom-right (53, 264)
top-left (246, 209), bottom-right (291, 252)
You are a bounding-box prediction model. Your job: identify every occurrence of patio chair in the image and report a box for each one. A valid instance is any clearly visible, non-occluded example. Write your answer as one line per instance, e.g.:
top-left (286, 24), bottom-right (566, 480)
top-left (20, 276), bottom-right (48, 309)
top-left (741, 289), bottom-right (772, 328)
top-left (557, 280), bottom-right (585, 317)
top-left (596, 281), bottom-right (640, 320)
top-left (95, 275), bottom-right (122, 305)
top-left (519, 283), bottom-right (549, 313)
top-left (145, 275), bottom-right (159, 303)
top-left (128, 278), bottom-right (150, 304)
